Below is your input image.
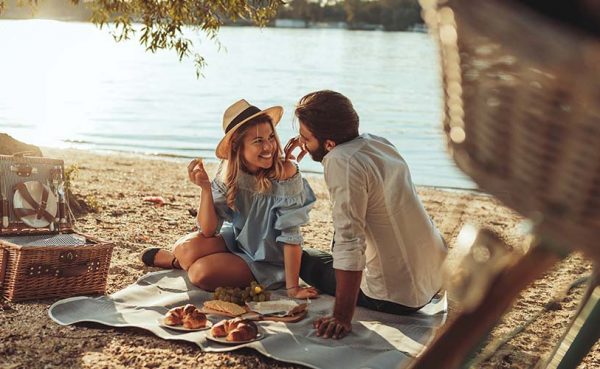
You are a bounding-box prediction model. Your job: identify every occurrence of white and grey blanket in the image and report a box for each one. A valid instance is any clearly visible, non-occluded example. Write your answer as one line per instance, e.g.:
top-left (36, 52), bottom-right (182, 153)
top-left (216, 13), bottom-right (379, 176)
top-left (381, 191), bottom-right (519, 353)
top-left (49, 270), bottom-right (447, 369)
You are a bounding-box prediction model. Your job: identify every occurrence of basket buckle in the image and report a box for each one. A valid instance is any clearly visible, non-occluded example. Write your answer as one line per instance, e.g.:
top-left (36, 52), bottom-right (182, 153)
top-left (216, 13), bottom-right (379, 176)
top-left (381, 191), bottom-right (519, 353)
top-left (59, 251), bottom-right (78, 262)
top-left (10, 164), bottom-right (38, 177)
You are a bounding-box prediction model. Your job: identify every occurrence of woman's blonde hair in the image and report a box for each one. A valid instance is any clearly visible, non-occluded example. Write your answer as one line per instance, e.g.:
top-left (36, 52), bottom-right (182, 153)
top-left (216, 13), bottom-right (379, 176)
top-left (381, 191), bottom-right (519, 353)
top-left (219, 114), bottom-right (286, 209)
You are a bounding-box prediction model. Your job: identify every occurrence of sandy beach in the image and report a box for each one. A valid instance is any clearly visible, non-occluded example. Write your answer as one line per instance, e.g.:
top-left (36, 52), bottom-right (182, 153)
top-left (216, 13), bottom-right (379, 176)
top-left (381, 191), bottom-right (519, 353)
top-left (0, 148), bottom-right (597, 369)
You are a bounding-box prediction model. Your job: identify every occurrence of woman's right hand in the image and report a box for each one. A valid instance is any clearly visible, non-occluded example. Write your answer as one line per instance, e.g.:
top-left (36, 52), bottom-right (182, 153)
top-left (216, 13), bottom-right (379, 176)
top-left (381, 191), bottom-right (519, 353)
top-left (188, 158), bottom-right (211, 190)
top-left (284, 135), bottom-right (308, 162)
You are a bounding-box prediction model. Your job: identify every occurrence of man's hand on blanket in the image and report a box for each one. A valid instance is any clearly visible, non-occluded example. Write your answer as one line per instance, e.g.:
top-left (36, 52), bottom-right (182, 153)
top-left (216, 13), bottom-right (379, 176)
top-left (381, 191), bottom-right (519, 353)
top-left (287, 286), bottom-right (319, 299)
top-left (314, 315), bottom-right (352, 340)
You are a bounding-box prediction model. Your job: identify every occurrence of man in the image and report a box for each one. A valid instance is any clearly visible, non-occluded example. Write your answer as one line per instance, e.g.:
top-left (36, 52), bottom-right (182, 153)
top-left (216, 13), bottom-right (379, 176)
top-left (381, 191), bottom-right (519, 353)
top-left (285, 90), bottom-right (447, 340)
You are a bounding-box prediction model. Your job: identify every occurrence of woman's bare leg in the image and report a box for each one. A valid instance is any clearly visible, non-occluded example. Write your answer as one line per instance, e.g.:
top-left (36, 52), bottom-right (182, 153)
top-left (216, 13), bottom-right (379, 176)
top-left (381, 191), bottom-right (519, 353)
top-left (151, 232), bottom-right (228, 270)
top-left (187, 253), bottom-right (255, 291)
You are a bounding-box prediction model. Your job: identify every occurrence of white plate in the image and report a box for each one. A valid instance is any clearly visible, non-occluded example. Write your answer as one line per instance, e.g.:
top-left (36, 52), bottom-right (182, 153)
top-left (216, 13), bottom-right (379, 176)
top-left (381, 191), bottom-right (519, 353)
top-left (206, 329), bottom-right (264, 345)
top-left (13, 181), bottom-right (58, 228)
top-left (157, 318), bottom-right (213, 332)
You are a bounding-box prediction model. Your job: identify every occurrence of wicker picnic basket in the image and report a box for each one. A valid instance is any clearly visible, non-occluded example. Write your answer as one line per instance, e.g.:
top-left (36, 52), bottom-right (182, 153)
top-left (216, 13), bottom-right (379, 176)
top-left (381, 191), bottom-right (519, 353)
top-left (420, 0), bottom-right (600, 262)
top-left (0, 154), bottom-right (114, 301)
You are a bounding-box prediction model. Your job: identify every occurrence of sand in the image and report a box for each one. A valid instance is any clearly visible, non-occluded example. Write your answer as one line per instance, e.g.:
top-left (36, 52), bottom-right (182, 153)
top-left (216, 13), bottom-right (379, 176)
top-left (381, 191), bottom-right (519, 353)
top-left (0, 148), bottom-right (597, 369)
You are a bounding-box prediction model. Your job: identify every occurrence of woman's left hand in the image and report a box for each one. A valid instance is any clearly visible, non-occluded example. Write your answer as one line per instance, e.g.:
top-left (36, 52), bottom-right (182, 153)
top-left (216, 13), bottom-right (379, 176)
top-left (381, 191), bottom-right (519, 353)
top-left (287, 286), bottom-right (319, 299)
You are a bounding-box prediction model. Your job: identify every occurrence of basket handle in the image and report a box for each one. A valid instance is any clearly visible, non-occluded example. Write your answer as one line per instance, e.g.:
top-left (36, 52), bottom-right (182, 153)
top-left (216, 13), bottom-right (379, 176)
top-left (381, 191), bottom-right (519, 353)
top-left (12, 151), bottom-right (38, 158)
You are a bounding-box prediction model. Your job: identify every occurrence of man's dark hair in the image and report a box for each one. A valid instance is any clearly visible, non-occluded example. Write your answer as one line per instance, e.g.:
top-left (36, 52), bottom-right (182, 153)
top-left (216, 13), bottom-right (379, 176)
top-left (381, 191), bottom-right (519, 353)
top-left (295, 90), bottom-right (359, 145)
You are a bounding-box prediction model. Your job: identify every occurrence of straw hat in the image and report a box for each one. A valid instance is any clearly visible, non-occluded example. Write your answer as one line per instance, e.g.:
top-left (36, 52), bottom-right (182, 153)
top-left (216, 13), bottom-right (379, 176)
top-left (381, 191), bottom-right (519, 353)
top-left (215, 99), bottom-right (283, 159)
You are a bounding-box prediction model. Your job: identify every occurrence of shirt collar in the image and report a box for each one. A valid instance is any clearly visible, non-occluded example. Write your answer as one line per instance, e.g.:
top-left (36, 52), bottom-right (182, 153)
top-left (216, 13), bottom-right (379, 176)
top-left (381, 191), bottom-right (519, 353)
top-left (322, 134), bottom-right (364, 163)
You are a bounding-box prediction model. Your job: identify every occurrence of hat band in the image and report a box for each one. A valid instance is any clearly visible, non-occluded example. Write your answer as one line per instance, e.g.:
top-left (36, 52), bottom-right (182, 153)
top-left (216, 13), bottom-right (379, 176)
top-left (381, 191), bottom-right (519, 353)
top-left (225, 106), bottom-right (262, 133)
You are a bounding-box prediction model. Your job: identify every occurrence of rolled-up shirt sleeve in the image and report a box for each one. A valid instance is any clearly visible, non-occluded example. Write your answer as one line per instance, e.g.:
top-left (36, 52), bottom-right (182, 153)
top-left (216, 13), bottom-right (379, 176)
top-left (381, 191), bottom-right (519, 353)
top-left (324, 156), bottom-right (368, 271)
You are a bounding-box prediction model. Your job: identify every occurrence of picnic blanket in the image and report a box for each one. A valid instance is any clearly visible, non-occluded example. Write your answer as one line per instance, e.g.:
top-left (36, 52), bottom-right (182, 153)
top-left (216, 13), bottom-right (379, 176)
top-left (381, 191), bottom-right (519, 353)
top-left (49, 270), bottom-right (447, 369)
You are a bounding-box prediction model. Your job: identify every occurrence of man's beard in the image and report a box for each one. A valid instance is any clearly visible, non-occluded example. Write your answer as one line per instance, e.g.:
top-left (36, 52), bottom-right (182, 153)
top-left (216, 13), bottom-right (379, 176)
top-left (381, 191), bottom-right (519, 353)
top-left (307, 142), bottom-right (328, 162)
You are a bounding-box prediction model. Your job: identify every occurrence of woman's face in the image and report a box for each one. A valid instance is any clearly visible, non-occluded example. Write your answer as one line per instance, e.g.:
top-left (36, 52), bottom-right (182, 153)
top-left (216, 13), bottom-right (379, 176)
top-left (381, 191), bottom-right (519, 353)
top-left (241, 121), bottom-right (277, 173)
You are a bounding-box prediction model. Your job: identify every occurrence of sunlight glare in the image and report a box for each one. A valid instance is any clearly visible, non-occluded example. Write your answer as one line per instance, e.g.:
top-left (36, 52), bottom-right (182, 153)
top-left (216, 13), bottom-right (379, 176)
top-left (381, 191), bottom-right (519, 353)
top-left (1, 19), bottom-right (121, 147)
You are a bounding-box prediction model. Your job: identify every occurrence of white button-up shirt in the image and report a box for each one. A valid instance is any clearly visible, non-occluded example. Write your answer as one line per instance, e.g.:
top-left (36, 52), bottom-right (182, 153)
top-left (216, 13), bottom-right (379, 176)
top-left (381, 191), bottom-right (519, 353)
top-left (323, 133), bottom-right (447, 308)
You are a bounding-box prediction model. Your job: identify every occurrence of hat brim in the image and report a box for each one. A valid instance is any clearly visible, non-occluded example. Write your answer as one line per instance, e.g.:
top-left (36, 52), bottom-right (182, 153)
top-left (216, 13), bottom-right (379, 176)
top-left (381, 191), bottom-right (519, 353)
top-left (215, 105), bottom-right (284, 159)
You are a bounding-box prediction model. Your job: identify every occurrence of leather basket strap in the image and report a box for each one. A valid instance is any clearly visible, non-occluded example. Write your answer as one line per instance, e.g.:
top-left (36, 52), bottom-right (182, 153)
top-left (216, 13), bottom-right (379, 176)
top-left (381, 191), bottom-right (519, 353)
top-left (13, 183), bottom-right (54, 223)
top-left (13, 207), bottom-right (54, 223)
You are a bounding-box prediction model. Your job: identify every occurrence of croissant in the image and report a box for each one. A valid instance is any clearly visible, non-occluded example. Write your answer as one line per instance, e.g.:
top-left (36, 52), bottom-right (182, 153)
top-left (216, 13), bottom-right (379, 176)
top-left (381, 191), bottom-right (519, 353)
top-left (164, 304), bottom-right (207, 329)
top-left (183, 309), bottom-right (207, 329)
top-left (210, 317), bottom-right (258, 342)
top-left (163, 306), bottom-right (185, 326)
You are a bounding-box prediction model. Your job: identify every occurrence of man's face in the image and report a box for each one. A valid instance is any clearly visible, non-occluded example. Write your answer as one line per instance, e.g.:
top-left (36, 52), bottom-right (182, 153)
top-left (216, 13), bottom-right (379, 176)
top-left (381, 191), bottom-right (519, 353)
top-left (299, 122), bottom-right (328, 162)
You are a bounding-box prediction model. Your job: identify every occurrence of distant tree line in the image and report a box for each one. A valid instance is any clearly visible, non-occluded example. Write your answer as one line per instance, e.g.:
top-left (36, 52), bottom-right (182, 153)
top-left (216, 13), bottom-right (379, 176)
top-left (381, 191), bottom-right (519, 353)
top-left (0, 0), bottom-right (422, 75)
top-left (1, 0), bottom-right (423, 31)
top-left (277, 0), bottom-right (423, 31)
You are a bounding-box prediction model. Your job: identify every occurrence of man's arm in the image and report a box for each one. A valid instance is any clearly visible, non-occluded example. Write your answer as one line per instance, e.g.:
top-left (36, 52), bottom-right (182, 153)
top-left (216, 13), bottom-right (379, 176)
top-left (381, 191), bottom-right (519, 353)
top-left (315, 156), bottom-right (369, 340)
top-left (314, 269), bottom-right (362, 339)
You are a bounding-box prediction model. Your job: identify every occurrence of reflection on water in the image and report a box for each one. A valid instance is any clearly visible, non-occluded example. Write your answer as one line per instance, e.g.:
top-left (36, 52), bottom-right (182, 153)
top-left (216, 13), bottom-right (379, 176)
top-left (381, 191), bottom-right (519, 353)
top-left (0, 19), bottom-right (475, 189)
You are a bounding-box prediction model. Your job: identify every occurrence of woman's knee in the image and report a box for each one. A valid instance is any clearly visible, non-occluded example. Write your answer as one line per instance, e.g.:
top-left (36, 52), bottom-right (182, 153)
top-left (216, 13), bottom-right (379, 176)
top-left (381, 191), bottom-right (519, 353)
top-left (172, 233), bottom-right (211, 269)
top-left (187, 261), bottom-right (218, 291)
top-left (173, 232), bottom-right (203, 251)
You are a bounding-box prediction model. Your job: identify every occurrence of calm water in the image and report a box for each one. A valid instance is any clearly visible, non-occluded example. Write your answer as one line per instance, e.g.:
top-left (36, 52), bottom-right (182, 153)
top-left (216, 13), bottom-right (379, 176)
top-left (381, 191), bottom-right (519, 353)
top-left (0, 20), bottom-right (475, 189)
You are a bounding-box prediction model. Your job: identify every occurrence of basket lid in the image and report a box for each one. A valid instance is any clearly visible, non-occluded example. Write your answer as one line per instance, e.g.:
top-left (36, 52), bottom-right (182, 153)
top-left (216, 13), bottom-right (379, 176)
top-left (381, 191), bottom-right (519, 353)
top-left (0, 154), bottom-right (73, 235)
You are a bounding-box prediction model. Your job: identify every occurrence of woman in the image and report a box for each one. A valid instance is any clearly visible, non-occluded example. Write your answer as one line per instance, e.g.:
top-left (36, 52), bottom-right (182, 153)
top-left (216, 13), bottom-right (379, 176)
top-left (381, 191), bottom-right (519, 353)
top-left (142, 99), bottom-right (318, 299)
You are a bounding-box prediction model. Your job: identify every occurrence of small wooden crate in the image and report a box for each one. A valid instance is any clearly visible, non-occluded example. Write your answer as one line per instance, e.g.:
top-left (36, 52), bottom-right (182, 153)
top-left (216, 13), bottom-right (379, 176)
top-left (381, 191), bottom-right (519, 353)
top-left (0, 154), bottom-right (114, 302)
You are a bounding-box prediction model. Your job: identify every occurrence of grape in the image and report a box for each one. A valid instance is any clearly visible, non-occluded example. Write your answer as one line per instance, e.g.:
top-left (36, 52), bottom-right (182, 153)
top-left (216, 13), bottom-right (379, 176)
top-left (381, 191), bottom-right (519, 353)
top-left (212, 282), bottom-right (270, 305)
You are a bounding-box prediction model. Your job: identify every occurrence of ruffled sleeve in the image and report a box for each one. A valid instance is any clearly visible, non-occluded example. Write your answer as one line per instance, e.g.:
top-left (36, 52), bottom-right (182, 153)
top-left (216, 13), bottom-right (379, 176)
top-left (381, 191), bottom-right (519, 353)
top-left (274, 176), bottom-right (316, 245)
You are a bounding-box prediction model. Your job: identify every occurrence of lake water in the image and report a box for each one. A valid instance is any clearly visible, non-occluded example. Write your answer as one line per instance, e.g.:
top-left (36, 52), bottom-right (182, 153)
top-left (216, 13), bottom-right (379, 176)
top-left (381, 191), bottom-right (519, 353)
top-left (0, 20), bottom-right (475, 189)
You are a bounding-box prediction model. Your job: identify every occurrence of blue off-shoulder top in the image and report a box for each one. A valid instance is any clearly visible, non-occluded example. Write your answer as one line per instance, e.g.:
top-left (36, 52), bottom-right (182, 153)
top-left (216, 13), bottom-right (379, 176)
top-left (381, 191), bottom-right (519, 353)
top-left (208, 168), bottom-right (316, 289)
